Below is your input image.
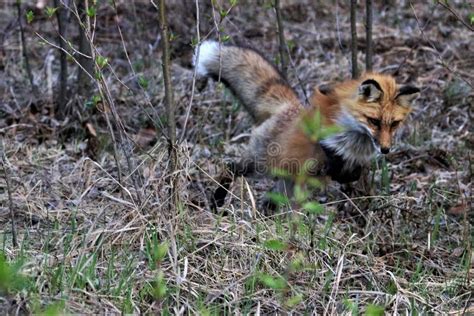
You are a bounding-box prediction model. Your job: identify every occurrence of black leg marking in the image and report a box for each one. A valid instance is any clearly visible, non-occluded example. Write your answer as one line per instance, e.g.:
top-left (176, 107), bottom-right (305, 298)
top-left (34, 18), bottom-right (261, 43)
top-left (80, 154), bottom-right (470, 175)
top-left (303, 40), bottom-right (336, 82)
top-left (211, 160), bottom-right (255, 211)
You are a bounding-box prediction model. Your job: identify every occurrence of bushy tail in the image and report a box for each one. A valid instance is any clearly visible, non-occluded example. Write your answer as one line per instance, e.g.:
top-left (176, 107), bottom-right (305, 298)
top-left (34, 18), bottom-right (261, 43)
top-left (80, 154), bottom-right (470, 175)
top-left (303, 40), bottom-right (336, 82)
top-left (193, 40), bottom-right (300, 123)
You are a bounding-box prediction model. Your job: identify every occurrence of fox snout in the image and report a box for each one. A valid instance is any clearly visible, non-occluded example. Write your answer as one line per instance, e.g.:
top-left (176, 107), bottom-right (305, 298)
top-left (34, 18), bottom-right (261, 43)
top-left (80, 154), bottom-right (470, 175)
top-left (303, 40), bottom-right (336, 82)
top-left (376, 127), bottom-right (392, 154)
top-left (372, 139), bottom-right (391, 155)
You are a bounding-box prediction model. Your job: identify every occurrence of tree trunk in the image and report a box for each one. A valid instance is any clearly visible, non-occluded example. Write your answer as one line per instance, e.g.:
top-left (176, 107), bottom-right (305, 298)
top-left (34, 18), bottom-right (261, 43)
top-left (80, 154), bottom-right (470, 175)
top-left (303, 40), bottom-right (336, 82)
top-left (274, 0), bottom-right (288, 77)
top-left (54, 0), bottom-right (68, 118)
top-left (365, 0), bottom-right (373, 72)
top-left (76, 0), bottom-right (93, 96)
top-left (158, 0), bottom-right (178, 209)
top-left (350, 0), bottom-right (359, 78)
top-left (16, 0), bottom-right (38, 97)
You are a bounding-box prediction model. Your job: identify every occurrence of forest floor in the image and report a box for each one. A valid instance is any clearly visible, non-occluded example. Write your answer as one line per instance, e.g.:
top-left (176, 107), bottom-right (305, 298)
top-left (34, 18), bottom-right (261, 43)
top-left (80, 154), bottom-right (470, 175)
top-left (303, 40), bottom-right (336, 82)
top-left (0, 1), bottom-right (473, 314)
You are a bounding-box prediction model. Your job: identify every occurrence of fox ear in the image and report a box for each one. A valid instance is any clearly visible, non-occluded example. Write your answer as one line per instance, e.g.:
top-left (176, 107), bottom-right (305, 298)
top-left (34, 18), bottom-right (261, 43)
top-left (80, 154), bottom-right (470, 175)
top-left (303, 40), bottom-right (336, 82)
top-left (396, 85), bottom-right (420, 106)
top-left (358, 79), bottom-right (383, 102)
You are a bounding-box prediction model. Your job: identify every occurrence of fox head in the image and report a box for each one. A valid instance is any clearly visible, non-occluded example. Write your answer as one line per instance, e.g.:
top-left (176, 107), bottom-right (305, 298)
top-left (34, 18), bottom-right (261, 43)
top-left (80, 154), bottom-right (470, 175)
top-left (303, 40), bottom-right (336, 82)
top-left (348, 74), bottom-right (420, 154)
top-left (315, 73), bottom-right (420, 169)
top-left (320, 73), bottom-right (420, 156)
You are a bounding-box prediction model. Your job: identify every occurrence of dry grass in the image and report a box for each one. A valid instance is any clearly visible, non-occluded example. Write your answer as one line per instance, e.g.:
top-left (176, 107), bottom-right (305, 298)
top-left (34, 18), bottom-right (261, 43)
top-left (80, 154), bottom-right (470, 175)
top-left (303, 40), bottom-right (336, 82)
top-left (0, 1), bottom-right (472, 314)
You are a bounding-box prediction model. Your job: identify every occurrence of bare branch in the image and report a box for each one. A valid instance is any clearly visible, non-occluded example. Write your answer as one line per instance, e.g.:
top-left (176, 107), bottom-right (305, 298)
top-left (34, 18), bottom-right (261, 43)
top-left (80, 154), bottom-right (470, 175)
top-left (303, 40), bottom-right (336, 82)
top-left (437, 0), bottom-right (474, 32)
top-left (411, 3), bottom-right (473, 89)
top-left (179, 0), bottom-right (200, 143)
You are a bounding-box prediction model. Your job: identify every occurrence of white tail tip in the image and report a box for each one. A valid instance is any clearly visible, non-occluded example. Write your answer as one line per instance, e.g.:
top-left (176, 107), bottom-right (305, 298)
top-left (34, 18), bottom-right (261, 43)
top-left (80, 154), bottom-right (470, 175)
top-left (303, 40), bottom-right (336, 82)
top-left (193, 40), bottom-right (220, 77)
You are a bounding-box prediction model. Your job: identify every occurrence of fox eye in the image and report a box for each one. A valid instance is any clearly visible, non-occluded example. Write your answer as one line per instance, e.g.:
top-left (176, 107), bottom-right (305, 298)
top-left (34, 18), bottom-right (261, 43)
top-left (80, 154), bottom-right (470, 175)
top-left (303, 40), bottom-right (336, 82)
top-left (367, 117), bottom-right (381, 128)
top-left (391, 120), bottom-right (401, 129)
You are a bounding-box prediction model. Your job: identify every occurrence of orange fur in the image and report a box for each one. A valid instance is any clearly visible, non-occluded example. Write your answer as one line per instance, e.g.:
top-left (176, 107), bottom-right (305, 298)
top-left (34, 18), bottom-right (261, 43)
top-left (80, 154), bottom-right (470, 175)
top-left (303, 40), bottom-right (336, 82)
top-left (194, 41), bottom-right (420, 201)
top-left (309, 73), bottom-right (416, 152)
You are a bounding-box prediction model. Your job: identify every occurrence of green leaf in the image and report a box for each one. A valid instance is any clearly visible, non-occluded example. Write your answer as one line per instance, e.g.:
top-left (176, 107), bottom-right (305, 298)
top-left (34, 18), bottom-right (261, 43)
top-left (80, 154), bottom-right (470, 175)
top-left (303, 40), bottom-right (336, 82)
top-left (138, 75), bottom-right (149, 90)
top-left (257, 273), bottom-right (287, 290)
top-left (300, 109), bottom-right (343, 142)
top-left (302, 202), bottom-right (324, 215)
top-left (289, 254), bottom-right (305, 272)
top-left (266, 192), bottom-right (289, 206)
top-left (287, 39), bottom-right (296, 51)
top-left (155, 242), bottom-right (168, 262)
top-left (92, 95), bottom-right (101, 106)
top-left (96, 55), bottom-right (108, 69)
top-left (152, 271), bottom-right (168, 299)
top-left (285, 294), bottom-right (303, 308)
top-left (222, 34), bottom-right (231, 42)
top-left (86, 6), bottom-right (96, 18)
top-left (343, 298), bottom-right (359, 315)
top-left (45, 6), bottom-right (58, 18)
top-left (270, 167), bottom-right (291, 178)
top-left (306, 176), bottom-right (322, 188)
top-left (169, 32), bottom-right (177, 42)
top-left (293, 184), bottom-right (309, 203)
top-left (320, 125), bottom-right (343, 139)
top-left (26, 10), bottom-right (34, 24)
top-left (229, 0), bottom-right (238, 6)
top-left (365, 304), bottom-right (384, 316)
top-left (84, 95), bottom-right (102, 110)
top-left (300, 110), bottom-right (322, 141)
top-left (38, 301), bottom-right (65, 316)
top-left (263, 239), bottom-right (287, 251)
top-left (0, 254), bottom-right (28, 294)
top-left (94, 71), bottom-right (102, 80)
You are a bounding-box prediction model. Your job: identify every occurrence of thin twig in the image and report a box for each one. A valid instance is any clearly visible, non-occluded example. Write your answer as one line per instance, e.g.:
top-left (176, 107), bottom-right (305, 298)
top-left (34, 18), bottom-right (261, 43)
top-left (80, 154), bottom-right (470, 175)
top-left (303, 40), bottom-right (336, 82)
top-left (465, 154), bottom-right (472, 287)
top-left (437, 0), bottom-right (474, 32)
top-left (81, 0), bottom-right (129, 201)
top-left (179, 0), bottom-right (200, 143)
top-left (286, 48), bottom-right (310, 106)
top-left (274, 0), bottom-right (288, 77)
top-left (34, 31), bottom-right (96, 82)
top-left (410, 3), bottom-right (473, 89)
top-left (80, 1), bottom-right (145, 204)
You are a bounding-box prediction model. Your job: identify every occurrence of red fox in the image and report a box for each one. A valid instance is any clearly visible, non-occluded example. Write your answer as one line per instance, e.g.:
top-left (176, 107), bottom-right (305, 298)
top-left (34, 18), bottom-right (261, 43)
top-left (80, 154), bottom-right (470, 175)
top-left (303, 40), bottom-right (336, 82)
top-left (194, 40), bottom-right (420, 208)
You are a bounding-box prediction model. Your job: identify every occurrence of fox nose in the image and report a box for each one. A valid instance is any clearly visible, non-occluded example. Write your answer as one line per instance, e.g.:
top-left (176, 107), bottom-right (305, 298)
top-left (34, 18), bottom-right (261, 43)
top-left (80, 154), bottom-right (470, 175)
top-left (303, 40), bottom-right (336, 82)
top-left (381, 147), bottom-right (390, 154)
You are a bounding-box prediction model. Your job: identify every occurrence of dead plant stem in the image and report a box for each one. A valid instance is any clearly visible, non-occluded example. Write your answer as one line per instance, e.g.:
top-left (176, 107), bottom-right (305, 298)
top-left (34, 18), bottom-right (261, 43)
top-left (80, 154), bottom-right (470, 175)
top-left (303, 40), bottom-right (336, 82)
top-left (157, 0), bottom-right (178, 209)
top-left (1, 143), bottom-right (18, 247)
